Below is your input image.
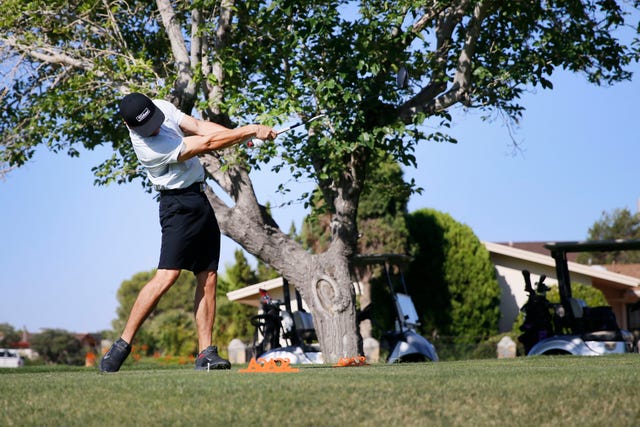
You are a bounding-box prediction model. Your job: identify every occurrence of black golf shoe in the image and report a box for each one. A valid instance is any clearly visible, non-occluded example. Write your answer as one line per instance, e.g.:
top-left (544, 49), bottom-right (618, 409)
top-left (100, 338), bottom-right (131, 373)
top-left (195, 345), bottom-right (231, 370)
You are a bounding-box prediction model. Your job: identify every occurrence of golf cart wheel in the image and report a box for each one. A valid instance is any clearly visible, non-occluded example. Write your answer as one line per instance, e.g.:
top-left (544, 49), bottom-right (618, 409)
top-left (396, 353), bottom-right (429, 363)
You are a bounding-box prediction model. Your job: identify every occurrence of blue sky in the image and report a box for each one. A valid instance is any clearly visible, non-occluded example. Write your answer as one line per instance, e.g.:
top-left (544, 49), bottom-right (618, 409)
top-left (1, 66), bottom-right (639, 334)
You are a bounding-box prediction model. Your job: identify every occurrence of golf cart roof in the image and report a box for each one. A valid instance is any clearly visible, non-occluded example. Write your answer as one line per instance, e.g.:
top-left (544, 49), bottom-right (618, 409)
top-left (544, 239), bottom-right (640, 254)
top-left (544, 239), bottom-right (640, 302)
top-left (352, 253), bottom-right (413, 266)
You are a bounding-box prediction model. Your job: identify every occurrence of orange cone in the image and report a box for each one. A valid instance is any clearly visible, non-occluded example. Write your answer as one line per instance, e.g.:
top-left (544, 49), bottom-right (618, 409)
top-left (333, 356), bottom-right (368, 367)
top-left (239, 357), bottom-right (300, 373)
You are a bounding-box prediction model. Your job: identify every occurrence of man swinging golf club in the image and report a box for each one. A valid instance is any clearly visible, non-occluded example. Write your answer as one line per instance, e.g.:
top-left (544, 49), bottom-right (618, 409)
top-left (100, 93), bottom-right (276, 372)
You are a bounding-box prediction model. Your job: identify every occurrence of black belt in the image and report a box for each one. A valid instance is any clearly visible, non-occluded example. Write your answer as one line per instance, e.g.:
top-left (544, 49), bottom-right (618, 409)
top-left (159, 182), bottom-right (205, 195)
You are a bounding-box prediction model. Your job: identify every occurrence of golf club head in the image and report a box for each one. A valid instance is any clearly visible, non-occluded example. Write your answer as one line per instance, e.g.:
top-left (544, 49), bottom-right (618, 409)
top-left (397, 66), bottom-right (409, 89)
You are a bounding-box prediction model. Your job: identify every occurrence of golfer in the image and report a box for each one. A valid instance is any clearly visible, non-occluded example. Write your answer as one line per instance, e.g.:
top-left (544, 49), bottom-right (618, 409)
top-left (100, 93), bottom-right (276, 372)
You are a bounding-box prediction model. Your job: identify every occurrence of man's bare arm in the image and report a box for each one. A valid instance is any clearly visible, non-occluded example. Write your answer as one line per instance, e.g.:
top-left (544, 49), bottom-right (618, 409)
top-left (178, 116), bottom-right (276, 161)
top-left (179, 115), bottom-right (228, 136)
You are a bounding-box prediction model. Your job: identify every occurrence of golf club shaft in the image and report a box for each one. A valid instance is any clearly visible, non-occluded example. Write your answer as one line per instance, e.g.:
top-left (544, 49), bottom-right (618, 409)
top-left (276, 114), bottom-right (326, 135)
top-left (248, 114), bottom-right (326, 147)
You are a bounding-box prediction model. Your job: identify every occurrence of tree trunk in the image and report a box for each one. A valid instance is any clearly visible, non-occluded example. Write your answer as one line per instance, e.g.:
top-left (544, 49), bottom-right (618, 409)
top-left (201, 165), bottom-right (360, 363)
top-left (299, 254), bottom-right (359, 363)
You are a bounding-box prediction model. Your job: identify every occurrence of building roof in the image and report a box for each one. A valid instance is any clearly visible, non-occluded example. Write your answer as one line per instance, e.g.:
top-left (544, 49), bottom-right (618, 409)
top-left (596, 263), bottom-right (640, 279)
top-left (497, 241), bottom-right (579, 262)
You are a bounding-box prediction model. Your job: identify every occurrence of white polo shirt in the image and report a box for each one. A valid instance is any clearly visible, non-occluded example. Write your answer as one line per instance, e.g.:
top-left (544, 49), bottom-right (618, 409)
top-left (129, 100), bottom-right (205, 190)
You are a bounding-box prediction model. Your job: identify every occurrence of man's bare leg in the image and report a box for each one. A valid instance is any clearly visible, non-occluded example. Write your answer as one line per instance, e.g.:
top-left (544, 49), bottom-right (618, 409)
top-left (121, 269), bottom-right (181, 344)
top-left (193, 270), bottom-right (229, 369)
top-left (194, 270), bottom-right (217, 352)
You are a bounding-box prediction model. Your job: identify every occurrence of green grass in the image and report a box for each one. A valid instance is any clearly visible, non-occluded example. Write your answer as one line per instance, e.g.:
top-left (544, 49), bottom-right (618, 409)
top-left (2, 355), bottom-right (640, 426)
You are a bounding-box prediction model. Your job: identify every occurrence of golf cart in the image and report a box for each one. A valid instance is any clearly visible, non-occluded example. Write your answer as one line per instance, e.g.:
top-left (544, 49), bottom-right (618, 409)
top-left (353, 254), bottom-right (438, 363)
top-left (250, 279), bottom-right (323, 364)
top-left (519, 240), bottom-right (639, 356)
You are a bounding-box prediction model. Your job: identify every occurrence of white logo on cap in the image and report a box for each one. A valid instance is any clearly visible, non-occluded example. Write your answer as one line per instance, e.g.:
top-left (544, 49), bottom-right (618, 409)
top-left (136, 107), bottom-right (151, 123)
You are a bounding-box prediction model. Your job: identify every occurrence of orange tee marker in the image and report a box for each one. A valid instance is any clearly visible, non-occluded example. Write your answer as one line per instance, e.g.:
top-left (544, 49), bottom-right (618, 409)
top-left (333, 356), bottom-right (368, 367)
top-left (239, 357), bottom-right (300, 373)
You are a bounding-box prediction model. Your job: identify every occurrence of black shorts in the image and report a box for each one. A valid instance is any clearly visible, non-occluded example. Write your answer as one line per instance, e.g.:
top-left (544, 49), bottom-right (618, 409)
top-left (157, 185), bottom-right (220, 274)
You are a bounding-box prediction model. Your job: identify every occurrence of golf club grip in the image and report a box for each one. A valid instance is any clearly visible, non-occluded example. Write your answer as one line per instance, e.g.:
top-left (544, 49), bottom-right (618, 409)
top-left (248, 126), bottom-right (292, 147)
top-left (248, 125), bottom-right (291, 146)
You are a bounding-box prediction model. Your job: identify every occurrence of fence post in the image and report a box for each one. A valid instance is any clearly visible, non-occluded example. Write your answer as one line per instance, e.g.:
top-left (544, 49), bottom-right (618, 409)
top-left (496, 336), bottom-right (517, 358)
top-left (228, 339), bottom-right (248, 364)
top-left (363, 337), bottom-right (380, 363)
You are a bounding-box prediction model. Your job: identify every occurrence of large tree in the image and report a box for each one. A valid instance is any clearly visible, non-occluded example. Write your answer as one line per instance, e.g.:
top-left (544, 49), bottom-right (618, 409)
top-left (1, 1), bottom-right (638, 362)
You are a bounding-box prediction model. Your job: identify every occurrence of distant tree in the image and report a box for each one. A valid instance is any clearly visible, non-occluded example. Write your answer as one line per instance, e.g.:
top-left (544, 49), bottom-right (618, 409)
top-left (578, 208), bottom-right (640, 264)
top-left (30, 329), bottom-right (84, 365)
top-left (0, 323), bottom-right (21, 347)
top-left (147, 310), bottom-right (197, 356)
top-left (356, 154), bottom-right (414, 257)
top-left (404, 209), bottom-right (501, 342)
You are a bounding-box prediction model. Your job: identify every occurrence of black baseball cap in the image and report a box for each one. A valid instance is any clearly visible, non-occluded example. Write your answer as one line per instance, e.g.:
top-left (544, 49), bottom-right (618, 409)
top-left (118, 93), bottom-right (165, 137)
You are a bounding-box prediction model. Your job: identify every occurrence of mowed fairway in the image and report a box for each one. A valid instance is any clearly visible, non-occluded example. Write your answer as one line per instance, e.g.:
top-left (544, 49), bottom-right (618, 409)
top-left (2, 355), bottom-right (640, 426)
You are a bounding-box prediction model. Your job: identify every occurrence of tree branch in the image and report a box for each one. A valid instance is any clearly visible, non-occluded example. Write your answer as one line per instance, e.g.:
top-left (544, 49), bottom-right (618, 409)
top-left (206, 0), bottom-right (234, 123)
top-left (397, 1), bottom-right (490, 121)
top-left (155, 0), bottom-right (196, 104)
top-left (452, 1), bottom-right (489, 101)
top-left (191, 8), bottom-right (203, 68)
top-left (0, 35), bottom-right (137, 95)
top-left (199, 150), bottom-right (266, 222)
top-left (410, 1), bottom-right (450, 35)
top-left (2, 36), bottom-right (92, 70)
